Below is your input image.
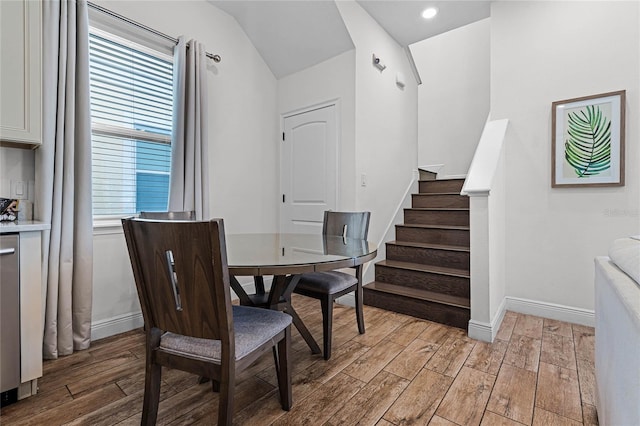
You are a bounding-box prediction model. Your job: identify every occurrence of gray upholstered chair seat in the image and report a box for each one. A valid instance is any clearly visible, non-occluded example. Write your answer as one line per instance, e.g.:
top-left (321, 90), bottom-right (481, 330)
top-left (160, 306), bottom-right (292, 361)
top-left (295, 271), bottom-right (358, 295)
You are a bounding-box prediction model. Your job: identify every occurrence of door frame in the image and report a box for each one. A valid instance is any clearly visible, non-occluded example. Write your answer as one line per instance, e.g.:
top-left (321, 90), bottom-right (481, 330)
top-left (279, 98), bottom-right (341, 233)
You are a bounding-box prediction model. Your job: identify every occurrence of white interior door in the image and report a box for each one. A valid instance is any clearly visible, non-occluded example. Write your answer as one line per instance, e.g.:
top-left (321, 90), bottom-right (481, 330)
top-left (280, 104), bottom-right (337, 234)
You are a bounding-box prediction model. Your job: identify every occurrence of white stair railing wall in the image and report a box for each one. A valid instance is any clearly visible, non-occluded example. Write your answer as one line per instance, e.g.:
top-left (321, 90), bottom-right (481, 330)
top-left (461, 118), bottom-right (509, 342)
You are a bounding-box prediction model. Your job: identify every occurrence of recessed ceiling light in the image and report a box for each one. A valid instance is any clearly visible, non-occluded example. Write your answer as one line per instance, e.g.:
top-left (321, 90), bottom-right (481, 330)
top-left (422, 7), bottom-right (438, 19)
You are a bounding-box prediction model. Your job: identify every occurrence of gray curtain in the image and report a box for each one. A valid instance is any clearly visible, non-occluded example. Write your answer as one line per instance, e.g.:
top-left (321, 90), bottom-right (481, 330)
top-left (35, 0), bottom-right (93, 359)
top-left (169, 37), bottom-right (210, 220)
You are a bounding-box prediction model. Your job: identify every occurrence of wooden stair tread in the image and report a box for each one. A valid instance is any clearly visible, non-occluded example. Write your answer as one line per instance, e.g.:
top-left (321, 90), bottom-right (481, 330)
top-left (371, 176), bottom-right (471, 328)
top-left (388, 240), bottom-right (470, 252)
top-left (397, 223), bottom-right (470, 231)
top-left (413, 192), bottom-right (463, 196)
top-left (376, 260), bottom-right (470, 278)
top-left (364, 281), bottom-right (470, 309)
top-left (406, 207), bottom-right (469, 212)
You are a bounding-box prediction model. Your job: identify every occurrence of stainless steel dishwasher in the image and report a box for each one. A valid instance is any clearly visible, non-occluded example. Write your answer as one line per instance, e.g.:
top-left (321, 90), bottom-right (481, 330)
top-left (0, 233), bottom-right (20, 406)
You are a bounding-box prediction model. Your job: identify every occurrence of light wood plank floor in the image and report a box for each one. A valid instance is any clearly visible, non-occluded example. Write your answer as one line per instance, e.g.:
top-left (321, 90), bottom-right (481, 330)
top-left (0, 295), bottom-right (598, 425)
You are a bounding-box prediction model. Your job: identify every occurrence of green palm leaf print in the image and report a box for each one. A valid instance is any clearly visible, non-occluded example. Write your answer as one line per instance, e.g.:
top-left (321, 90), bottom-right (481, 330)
top-left (564, 104), bottom-right (611, 177)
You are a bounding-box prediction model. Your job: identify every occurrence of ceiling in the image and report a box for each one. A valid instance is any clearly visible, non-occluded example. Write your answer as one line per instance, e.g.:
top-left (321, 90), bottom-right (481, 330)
top-left (209, 1), bottom-right (490, 79)
top-left (358, 1), bottom-right (490, 47)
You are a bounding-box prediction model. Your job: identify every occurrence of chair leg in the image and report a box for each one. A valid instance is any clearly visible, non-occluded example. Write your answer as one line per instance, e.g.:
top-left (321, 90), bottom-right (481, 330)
top-left (142, 329), bottom-right (162, 426)
top-left (272, 346), bottom-right (279, 375)
top-left (141, 362), bottom-right (161, 426)
top-left (355, 284), bottom-right (366, 335)
top-left (218, 366), bottom-right (235, 426)
top-left (276, 327), bottom-right (292, 410)
top-left (321, 296), bottom-right (334, 360)
top-left (355, 266), bottom-right (365, 334)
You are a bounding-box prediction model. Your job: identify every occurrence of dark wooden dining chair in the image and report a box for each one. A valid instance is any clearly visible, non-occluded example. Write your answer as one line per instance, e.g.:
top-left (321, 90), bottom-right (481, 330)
top-left (139, 210), bottom-right (196, 220)
top-left (293, 211), bottom-right (371, 360)
top-left (122, 218), bottom-right (292, 425)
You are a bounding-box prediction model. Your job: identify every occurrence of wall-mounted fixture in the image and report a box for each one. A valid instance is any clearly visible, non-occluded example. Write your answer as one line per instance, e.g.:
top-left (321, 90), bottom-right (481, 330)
top-left (372, 53), bottom-right (386, 71)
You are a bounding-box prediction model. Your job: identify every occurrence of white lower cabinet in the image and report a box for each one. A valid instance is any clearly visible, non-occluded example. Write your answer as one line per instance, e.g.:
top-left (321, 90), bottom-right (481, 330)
top-left (0, 222), bottom-right (49, 399)
top-left (17, 230), bottom-right (43, 398)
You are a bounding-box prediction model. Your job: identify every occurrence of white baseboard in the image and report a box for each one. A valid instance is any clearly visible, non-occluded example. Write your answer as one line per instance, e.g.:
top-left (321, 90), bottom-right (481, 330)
top-left (468, 295), bottom-right (595, 341)
top-left (468, 296), bottom-right (595, 343)
top-left (91, 311), bottom-right (144, 341)
top-left (468, 298), bottom-right (507, 342)
top-left (505, 296), bottom-right (595, 327)
top-left (468, 320), bottom-right (492, 342)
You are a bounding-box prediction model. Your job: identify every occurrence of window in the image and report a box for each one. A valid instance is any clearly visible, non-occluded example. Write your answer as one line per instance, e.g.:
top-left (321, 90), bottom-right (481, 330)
top-left (89, 28), bottom-right (173, 217)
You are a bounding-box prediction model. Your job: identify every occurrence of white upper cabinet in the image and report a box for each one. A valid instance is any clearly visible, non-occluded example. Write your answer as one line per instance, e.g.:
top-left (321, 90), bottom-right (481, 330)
top-left (0, 0), bottom-right (42, 146)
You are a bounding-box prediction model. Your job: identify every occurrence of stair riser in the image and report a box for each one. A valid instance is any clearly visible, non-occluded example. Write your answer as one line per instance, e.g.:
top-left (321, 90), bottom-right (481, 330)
top-left (419, 170), bottom-right (437, 181)
top-left (412, 194), bottom-right (469, 209)
top-left (386, 244), bottom-right (470, 271)
top-left (375, 265), bottom-right (470, 298)
top-left (404, 209), bottom-right (469, 227)
top-left (364, 289), bottom-right (469, 329)
top-left (419, 180), bottom-right (464, 194)
top-left (395, 226), bottom-right (469, 247)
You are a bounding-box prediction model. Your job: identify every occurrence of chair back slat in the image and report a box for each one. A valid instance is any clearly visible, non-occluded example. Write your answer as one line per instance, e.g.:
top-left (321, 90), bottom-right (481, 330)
top-left (122, 218), bottom-right (232, 343)
top-left (139, 211), bottom-right (196, 220)
top-left (323, 211), bottom-right (370, 240)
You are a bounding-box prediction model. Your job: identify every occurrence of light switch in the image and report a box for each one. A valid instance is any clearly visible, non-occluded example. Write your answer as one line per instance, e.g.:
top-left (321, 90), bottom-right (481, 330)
top-left (361, 173), bottom-right (367, 187)
top-left (10, 180), bottom-right (27, 199)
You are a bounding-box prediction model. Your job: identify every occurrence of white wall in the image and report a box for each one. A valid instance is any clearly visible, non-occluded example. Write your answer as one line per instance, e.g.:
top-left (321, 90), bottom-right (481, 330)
top-left (411, 18), bottom-right (490, 179)
top-left (336, 1), bottom-right (418, 268)
top-left (91, 228), bottom-right (141, 338)
top-left (491, 1), bottom-right (639, 315)
top-left (277, 50), bottom-right (357, 211)
top-left (89, 0), bottom-right (279, 337)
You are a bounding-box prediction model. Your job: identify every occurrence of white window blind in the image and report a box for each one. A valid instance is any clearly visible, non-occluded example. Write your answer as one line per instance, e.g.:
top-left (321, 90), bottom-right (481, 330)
top-left (89, 28), bottom-right (173, 217)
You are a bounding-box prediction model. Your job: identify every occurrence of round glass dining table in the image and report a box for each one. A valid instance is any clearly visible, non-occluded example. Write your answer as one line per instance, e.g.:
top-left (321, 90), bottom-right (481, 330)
top-left (225, 233), bottom-right (378, 354)
top-left (226, 233), bottom-right (377, 275)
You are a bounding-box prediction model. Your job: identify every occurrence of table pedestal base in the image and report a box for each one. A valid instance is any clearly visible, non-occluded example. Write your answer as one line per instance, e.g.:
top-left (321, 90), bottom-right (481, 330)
top-left (231, 275), bottom-right (321, 355)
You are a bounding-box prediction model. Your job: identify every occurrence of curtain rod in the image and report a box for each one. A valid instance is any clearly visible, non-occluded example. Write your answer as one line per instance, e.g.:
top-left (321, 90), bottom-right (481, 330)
top-left (86, 1), bottom-right (221, 63)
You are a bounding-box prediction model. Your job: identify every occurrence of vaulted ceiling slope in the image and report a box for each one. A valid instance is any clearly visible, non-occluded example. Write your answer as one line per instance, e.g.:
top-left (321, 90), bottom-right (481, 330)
top-left (209, 1), bottom-right (354, 79)
top-left (209, 1), bottom-right (490, 79)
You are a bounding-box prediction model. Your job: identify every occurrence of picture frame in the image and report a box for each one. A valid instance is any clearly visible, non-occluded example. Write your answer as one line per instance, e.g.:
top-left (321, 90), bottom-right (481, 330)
top-left (552, 90), bottom-right (625, 187)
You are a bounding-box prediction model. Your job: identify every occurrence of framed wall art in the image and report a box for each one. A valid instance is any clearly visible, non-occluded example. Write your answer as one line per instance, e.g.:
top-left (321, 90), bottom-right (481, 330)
top-left (552, 90), bottom-right (625, 187)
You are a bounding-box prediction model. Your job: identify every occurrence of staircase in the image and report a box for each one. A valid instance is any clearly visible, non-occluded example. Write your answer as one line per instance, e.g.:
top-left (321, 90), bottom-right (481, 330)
top-left (363, 178), bottom-right (470, 329)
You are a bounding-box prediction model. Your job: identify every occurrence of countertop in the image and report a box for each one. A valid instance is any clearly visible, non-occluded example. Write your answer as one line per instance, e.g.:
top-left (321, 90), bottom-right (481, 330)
top-left (0, 220), bottom-right (50, 234)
